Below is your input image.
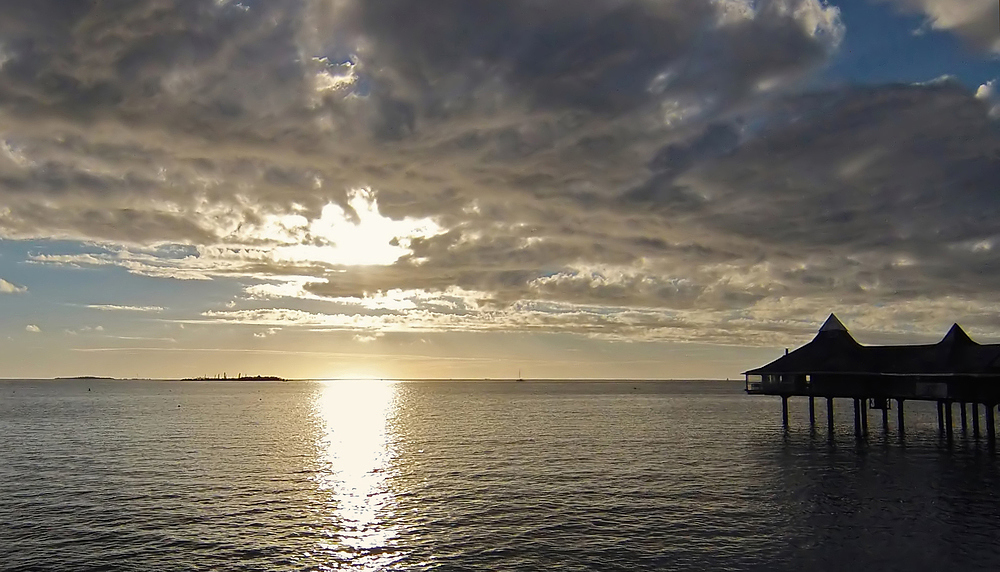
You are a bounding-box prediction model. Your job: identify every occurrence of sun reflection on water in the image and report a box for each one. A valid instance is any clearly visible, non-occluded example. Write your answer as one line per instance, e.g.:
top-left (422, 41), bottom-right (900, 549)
top-left (312, 380), bottom-right (400, 570)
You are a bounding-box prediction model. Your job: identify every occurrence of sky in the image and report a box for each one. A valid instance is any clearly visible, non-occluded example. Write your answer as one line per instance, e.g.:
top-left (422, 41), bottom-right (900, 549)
top-left (0, 0), bottom-right (998, 380)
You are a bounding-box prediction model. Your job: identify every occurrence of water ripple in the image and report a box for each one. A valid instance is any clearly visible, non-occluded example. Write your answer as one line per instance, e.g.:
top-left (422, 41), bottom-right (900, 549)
top-left (2, 380), bottom-right (1000, 571)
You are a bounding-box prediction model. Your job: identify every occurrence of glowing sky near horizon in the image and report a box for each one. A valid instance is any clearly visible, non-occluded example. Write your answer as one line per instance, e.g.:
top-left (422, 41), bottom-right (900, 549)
top-left (0, 0), bottom-right (999, 379)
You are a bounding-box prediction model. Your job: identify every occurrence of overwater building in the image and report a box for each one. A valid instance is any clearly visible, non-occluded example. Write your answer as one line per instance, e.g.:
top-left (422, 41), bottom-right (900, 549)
top-left (745, 314), bottom-right (1000, 444)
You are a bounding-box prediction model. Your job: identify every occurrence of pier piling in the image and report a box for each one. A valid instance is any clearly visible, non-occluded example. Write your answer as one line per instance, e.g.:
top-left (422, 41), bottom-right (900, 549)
top-left (827, 397), bottom-right (834, 435)
top-left (808, 396), bottom-right (815, 427)
top-left (853, 398), bottom-right (862, 439)
top-left (861, 399), bottom-right (868, 437)
top-left (945, 402), bottom-right (954, 441)
top-left (987, 404), bottom-right (996, 449)
top-left (781, 395), bottom-right (789, 428)
top-left (960, 402), bottom-right (968, 433)
top-left (973, 403), bottom-right (980, 439)
top-left (896, 399), bottom-right (905, 438)
top-left (882, 406), bottom-right (889, 434)
top-left (937, 401), bottom-right (945, 434)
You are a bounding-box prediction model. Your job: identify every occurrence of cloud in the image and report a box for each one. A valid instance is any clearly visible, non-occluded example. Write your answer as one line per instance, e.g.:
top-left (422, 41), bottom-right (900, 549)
top-left (879, 0), bottom-right (1000, 52)
top-left (610, 81), bottom-right (1000, 327)
top-left (976, 79), bottom-right (1000, 117)
top-left (63, 325), bottom-right (107, 335)
top-left (3, 1), bottom-right (1000, 347)
top-left (354, 332), bottom-right (384, 343)
top-left (656, 82), bottom-right (1000, 268)
top-left (0, 0), bottom-right (842, 244)
top-left (86, 304), bottom-right (165, 312)
top-left (338, 0), bottom-right (842, 116)
top-left (0, 278), bottom-right (25, 293)
top-left (25, 324), bottom-right (40, 333)
top-left (23, 78), bottom-right (1000, 346)
top-left (191, 291), bottom-right (1000, 347)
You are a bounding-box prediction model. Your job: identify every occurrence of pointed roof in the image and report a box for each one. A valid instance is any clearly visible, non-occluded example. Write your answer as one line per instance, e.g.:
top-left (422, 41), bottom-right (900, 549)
top-left (940, 323), bottom-right (976, 346)
top-left (819, 313), bottom-right (847, 332)
top-left (746, 315), bottom-right (1000, 375)
top-left (932, 323), bottom-right (994, 372)
top-left (813, 313), bottom-right (858, 347)
top-left (744, 314), bottom-right (860, 374)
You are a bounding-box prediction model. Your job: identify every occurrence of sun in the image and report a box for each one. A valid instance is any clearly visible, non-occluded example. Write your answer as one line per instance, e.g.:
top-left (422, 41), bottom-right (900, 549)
top-left (270, 188), bottom-right (443, 267)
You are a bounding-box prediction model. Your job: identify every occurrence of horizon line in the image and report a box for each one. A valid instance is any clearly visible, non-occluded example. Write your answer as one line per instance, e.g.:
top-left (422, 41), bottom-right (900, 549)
top-left (1, 376), bottom-right (739, 382)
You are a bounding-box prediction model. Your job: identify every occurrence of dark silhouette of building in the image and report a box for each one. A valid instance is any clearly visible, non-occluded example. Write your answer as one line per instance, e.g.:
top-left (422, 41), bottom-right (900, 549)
top-left (745, 314), bottom-right (1000, 445)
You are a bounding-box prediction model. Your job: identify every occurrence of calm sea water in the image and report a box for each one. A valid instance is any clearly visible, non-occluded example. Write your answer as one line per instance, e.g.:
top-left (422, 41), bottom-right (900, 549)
top-left (2, 379), bottom-right (1000, 571)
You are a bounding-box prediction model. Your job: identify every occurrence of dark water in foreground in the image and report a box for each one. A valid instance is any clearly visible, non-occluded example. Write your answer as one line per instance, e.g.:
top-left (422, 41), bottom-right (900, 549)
top-left (2, 379), bottom-right (1000, 571)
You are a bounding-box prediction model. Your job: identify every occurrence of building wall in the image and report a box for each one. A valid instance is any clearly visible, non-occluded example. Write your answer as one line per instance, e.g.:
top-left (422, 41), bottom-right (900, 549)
top-left (746, 372), bottom-right (1000, 403)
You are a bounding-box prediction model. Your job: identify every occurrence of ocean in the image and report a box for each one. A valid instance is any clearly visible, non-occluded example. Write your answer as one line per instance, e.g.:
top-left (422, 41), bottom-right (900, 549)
top-left (2, 379), bottom-right (999, 571)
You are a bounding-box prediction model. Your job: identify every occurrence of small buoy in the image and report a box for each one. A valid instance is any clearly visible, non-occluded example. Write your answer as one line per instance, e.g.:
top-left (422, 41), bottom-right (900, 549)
top-left (177, 404), bottom-right (181, 408)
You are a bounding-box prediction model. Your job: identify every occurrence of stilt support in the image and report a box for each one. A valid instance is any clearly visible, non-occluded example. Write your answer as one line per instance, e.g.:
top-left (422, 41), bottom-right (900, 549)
top-left (882, 406), bottom-right (889, 434)
top-left (853, 398), bottom-right (862, 439)
top-left (861, 398), bottom-right (868, 437)
top-left (986, 403), bottom-right (995, 448)
top-left (961, 402), bottom-right (968, 433)
top-left (945, 401), bottom-right (954, 441)
top-left (827, 397), bottom-right (834, 435)
top-left (897, 399), bottom-right (905, 439)
top-left (937, 401), bottom-right (945, 434)
top-left (973, 403), bottom-right (980, 439)
top-left (781, 395), bottom-right (789, 428)
top-left (809, 396), bottom-right (815, 427)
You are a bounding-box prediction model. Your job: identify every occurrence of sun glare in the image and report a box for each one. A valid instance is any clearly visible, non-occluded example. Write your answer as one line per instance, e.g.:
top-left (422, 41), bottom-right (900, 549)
top-left (331, 371), bottom-right (385, 380)
top-left (273, 188), bottom-right (442, 267)
top-left (312, 379), bottom-right (400, 569)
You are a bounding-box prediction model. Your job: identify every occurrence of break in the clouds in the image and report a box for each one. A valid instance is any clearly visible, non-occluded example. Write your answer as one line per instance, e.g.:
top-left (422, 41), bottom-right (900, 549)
top-left (0, 0), bottom-right (997, 350)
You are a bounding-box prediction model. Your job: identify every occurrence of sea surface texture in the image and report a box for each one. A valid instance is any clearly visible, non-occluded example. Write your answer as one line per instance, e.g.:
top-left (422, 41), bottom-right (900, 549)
top-left (2, 379), bottom-right (1000, 571)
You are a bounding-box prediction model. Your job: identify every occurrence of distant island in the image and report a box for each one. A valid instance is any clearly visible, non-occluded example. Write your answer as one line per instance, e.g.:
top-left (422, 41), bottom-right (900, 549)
top-left (54, 376), bottom-right (114, 380)
top-left (180, 374), bottom-right (285, 381)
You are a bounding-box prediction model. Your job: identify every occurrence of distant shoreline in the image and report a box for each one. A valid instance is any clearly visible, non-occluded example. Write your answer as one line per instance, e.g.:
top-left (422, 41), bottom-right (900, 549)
top-left (4, 377), bottom-right (741, 383)
top-left (179, 375), bottom-right (286, 381)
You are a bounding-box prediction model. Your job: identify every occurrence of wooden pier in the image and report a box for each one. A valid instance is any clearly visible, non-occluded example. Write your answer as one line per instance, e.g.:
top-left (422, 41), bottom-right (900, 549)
top-left (745, 314), bottom-right (1000, 447)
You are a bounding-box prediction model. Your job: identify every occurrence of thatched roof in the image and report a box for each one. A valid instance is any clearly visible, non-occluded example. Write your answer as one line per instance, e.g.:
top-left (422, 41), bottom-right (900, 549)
top-left (745, 315), bottom-right (1000, 375)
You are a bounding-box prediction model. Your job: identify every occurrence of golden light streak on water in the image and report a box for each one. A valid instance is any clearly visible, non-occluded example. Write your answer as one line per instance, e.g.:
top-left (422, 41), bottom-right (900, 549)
top-left (312, 380), bottom-right (400, 570)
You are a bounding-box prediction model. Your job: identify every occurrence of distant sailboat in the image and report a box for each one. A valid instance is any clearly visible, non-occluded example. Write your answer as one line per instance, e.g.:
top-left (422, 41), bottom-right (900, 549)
top-left (517, 369), bottom-right (524, 382)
